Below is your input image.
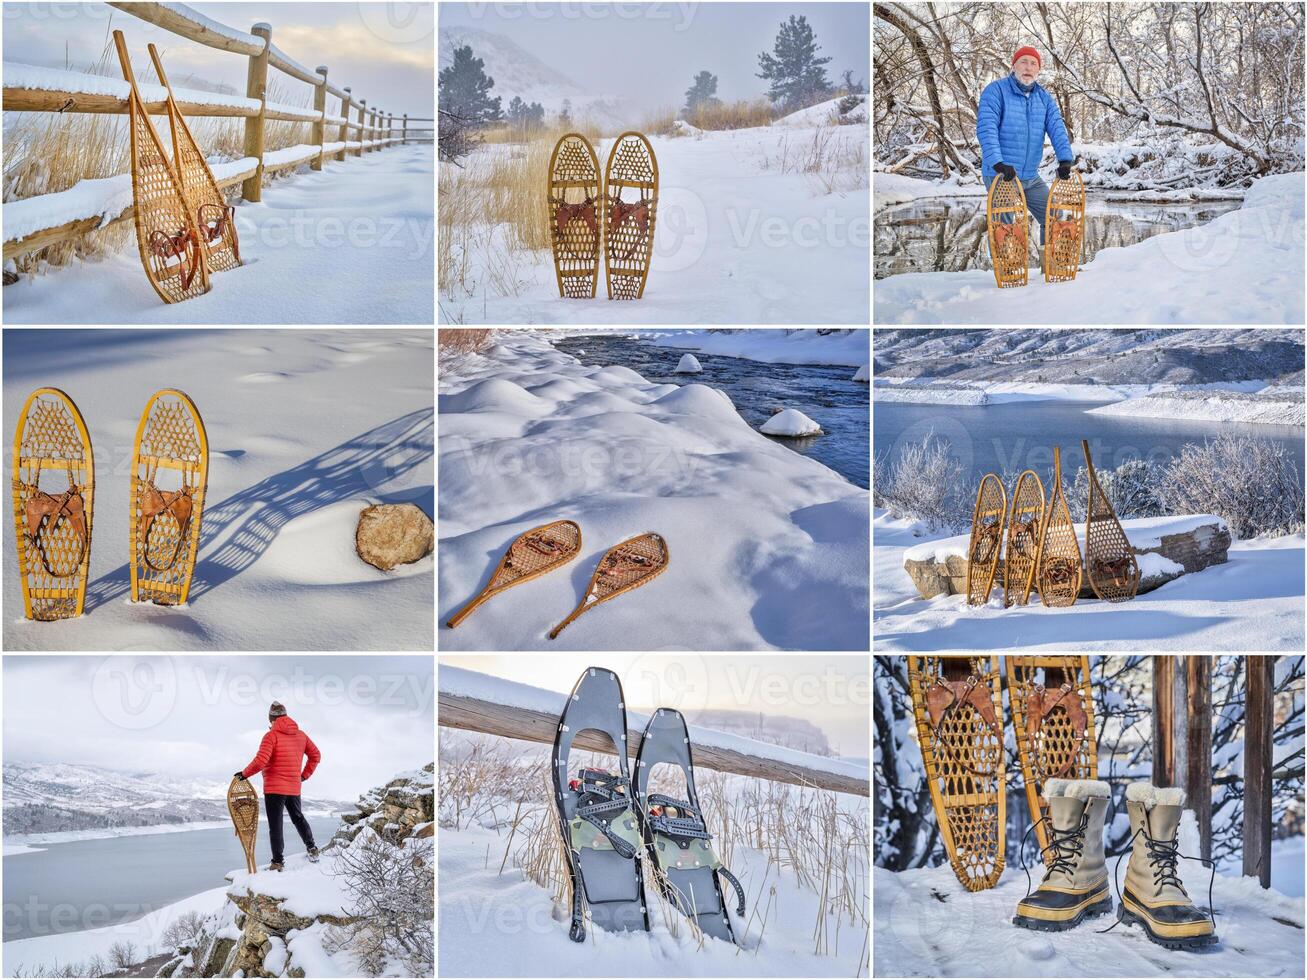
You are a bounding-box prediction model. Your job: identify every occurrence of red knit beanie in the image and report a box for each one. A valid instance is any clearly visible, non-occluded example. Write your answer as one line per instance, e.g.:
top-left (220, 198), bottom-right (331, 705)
top-left (1012, 46), bottom-right (1042, 68)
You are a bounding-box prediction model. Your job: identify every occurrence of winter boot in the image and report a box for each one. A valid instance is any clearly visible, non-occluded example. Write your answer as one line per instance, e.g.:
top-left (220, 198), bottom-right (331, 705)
top-left (1013, 778), bottom-right (1113, 931)
top-left (1116, 783), bottom-right (1217, 949)
top-left (307, 846), bottom-right (320, 863)
top-left (269, 861), bottom-right (284, 872)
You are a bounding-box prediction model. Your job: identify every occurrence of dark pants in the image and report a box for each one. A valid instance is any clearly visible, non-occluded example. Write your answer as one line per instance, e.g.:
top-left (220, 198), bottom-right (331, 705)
top-left (265, 793), bottom-right (316, 863)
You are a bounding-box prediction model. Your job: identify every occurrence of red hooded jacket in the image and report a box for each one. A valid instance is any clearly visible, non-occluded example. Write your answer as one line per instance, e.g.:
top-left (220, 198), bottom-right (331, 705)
top-left (241, 715), bottom-right (320, 795)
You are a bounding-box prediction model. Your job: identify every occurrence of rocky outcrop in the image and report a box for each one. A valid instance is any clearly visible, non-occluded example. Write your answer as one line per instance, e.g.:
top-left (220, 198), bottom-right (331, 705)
top-left (332, 763), bottom-right (435, 849)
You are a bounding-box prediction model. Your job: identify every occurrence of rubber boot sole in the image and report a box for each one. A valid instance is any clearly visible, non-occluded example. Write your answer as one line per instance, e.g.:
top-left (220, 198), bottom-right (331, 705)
top-left (1012, 895), bottom-right (1113, 932)
top-left (1118, 906), bottom-right (1218, 950)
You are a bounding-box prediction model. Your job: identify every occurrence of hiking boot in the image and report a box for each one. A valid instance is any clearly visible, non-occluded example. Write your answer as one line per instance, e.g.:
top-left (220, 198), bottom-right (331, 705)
top-left (307, 846), bottom-right (320, 863)
top-left (269, 860), bottom-right (284, 872)
top-left (1117, 783), bottom-right (1217, 949)
top-left (1013, 778), bottom-right (1112, 931)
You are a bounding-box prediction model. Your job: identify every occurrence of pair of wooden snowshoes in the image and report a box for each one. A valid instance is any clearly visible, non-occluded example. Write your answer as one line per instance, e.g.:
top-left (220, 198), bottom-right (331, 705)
top-left (907, 655), bottom-right (1098, 891)
top-left (985, 170), bottom-right (1084, 288)
top-left (966, 441), bottom-right (1139, 609)
top-left (548, 132), bottom-right (658, 299)
top-left (113, 31), bottom-right (242, 305)
top-left (444, 521), bottom-right (668, 638)
top-left (12, 388), bottom-right (209, 620)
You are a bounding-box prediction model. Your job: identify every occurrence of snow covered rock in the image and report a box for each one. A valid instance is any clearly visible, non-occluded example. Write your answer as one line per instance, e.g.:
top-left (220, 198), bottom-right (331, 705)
top-left (853, 364), bottom-right (869, 382)
top-left (901, 515), bottom-right (1229, 599)
top-left (674, 353), bottom-right (703, 373)
top-left (356, 503), bottom-right (434, 570)
top-left (761, 408), bottom-right (822, 437)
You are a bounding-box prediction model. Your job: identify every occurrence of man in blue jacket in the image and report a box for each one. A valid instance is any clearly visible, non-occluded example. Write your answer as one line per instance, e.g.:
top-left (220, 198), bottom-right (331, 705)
top-left (976, 46), bottom-right (1075, 260)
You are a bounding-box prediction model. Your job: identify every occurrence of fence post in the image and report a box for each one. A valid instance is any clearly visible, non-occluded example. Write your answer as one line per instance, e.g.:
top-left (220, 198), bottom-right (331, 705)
top-left (338, 87), bottom-right (351, 162)
top-left (1243, 655), bottom-right (1274, 888)
top-left (370, 108), bottom-right (378, 151)
top-left (312, 66), bottom-right (327, 171)
top-left (356, 99), bottom-right (366, 157)
top-left (402, 113), bottom-right (408, 145)
top-left (241, 22), bottom-right (271, 202)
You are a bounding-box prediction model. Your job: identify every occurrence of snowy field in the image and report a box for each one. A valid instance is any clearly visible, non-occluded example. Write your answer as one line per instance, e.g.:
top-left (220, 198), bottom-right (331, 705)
top-left (874, 172), bottom-right (1305, 324)
top-left (3, 329), bottom-right (433, 651)
top-left (438, 332), bottom-right (869, 650)
top-left (4, 143), bottom-right (434, 324)
top-left (873, 509), bottom-right (1305, 651)
top-left (874, 854), bottom-right (1304, 977)
top-left (439, 117), bottom-right (870, 324)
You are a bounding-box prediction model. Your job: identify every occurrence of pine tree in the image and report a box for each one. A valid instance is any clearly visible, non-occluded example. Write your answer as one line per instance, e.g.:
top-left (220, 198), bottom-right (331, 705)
top-left (437, 45), bottom-right (502, 125)
top-left (683, 70), bottom-right (721, 114)
top-left (757, 15), bottom-right (833, 110)
top-left (559, 98), bottom-right (572, 126)
top-left (507, 95), bottom-right (526, 124)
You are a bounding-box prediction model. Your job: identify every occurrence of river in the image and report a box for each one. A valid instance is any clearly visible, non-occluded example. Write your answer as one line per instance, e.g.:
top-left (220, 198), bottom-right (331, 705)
top-left (553, 335), bottom-right (870, 489)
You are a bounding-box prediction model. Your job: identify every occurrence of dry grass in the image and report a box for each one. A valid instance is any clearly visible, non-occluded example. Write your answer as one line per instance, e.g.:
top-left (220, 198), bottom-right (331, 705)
top-left (759, 127), bottom-right (869, 195)
top-left (640, 106), bottom-right (678, 137)
top-left (438, 328), bottom-right (495, 356)
top-left (687, 98), bottom-right (775, 131)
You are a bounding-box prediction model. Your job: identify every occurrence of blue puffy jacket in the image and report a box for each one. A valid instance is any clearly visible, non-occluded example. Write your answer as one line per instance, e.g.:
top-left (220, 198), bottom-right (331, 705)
top-left (976, 74), bottom-right (1074, 180)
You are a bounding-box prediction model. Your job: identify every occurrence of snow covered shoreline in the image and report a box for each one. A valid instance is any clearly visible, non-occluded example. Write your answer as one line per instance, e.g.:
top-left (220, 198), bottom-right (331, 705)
top-left (438, 332), bottom-right (869, 650)
top-left (874, 172), bottom-right (1305, 324)
top-left (634, 328), bottom-right (869, 367)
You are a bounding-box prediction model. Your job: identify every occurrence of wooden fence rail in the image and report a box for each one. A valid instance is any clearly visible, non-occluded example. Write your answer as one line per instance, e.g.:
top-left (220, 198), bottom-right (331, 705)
top-left (2, 0), bottom-right (425, 259)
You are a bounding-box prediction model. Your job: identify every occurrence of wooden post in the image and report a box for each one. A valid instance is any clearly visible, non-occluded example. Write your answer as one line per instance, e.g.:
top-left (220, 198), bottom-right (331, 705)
top-left (241, 22), bottom-right (271, 202)
top-left (1184, 656), bottom-right (1213, 862)
top-left (1152, 655), bottom-right (1175, 786)
top-left (338, 87), bottom-right (351, 162)
top-left (370, 107), bottom-right (378, 150)
top-left (1243, 655), bottom-right (1274, 887)
top-left (311, 66), bottom-right (327, 171)
top-left (402, 112), bottom-right (408, 145)
top-left (356, 99), bottom-right (366, 157)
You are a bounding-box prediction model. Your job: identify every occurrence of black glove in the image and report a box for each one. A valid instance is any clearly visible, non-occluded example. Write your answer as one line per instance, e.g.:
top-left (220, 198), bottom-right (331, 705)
top-left (994, 162), bottom-right (1017, 182)
top-left (1057, 161), bottom-right (1073, 180)
top-left (233, 771), bottom-right (246, 781)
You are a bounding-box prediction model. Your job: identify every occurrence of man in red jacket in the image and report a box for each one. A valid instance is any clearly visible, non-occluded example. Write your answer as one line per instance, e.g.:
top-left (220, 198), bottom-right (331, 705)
top-left (235, 701), bottom-right (322, 871)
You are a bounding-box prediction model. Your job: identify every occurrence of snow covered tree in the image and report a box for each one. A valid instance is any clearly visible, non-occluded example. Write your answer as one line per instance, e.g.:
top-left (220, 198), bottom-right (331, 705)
top-left (438, 45), bottom-right (502, 125)
top-left (683, 70), bottom-right (721, 114)
top-left (841, 68), bottom-right (866, 95)
top-left (757, 15), bottom-right (833, 110)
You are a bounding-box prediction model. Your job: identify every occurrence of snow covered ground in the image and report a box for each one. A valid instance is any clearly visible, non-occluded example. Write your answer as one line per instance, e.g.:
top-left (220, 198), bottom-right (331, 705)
top-left (2, 329), bottom-right (433, 651)
top-left (874, 172), bottom-right (1304, 324)
top-left (639, 328), bottom-right (868, 367)
top-left (873, 509), bottom-right (1305, 651)
top-left (439, 121), bottom-right (869, 324)
top-left (4, 143), bottom-right (434, 324)
top-left (438, 331), bottom-right (868, 650)
top-left (874, 857), bottom-right (1304, 977)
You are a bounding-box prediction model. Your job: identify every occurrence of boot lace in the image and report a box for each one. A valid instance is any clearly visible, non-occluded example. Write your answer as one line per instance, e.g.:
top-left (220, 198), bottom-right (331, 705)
top-left (1097, 823), bottom-right (1217, 935)
top-left (1018, 811), bottom-right (1089, 899)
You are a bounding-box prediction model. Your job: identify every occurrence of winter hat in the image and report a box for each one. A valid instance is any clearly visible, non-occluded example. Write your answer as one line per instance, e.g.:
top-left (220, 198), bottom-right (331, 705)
top-left (269, 701), bottom-right (287, 720)
top-left (1012, 46), bottom-right (1042, 69)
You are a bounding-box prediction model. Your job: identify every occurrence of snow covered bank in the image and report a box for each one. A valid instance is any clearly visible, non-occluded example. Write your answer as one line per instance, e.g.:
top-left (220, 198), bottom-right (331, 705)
top-left (874, 172), bottom-right (986, 212)
top-left (873, 384), bottom-right (989, 406)
top-left (1088, 391), bottom-right (1305, 426)
top-left (873, 509), bottom-right (1303, 651)
top-left (874, 859), bottom-right (1303, 977)
top-left (637, 328), bottom-right (869, 366)
top-left (774, 94), bottom-right (867, 127)
top-left (438, 333), bottom-right (868, 650)
top-left (874, 172), bottom-right (1305, 324)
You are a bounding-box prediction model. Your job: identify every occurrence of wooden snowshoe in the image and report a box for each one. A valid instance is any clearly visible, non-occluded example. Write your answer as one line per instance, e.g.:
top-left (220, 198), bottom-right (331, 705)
top-left (1035, 447), bottom-right (1082, 606)
top-left (603, 132), bottom-right (658, 299)
top-left (1004, 470), bottom-right (1046, 606)
top-left (966, 473), bottom-right (1006, 605)
top-left (908, 656), bottom-right (1006, 891)
top-left (112, 30), bottom-right (210, 304)
top-left (986, 175), bottom-right (1029, 287)
top-left (227, 775), bottom-right (259, 874)
top-left (1082, 440), bottom-right (1140, 601)
top-left (11, 388), bottom-right (94, 620)
top-left (548, 531), bottom-right (667, 639)
top-left (148, 44), bottom-right (243, 276)
top-left (446, 520), bottom-right (582, 627)
top-left (547, 134), bottom-right (601, 298)
top-left (1006, 656), bottom-right (1097, 863)
top-left (130, 390), bottom-right (208, 605)
top-left (1044, 170), bottom-right (1085, 283)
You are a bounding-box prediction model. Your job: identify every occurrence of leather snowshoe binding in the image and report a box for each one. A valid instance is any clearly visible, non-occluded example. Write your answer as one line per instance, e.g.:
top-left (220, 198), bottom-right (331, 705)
top-left (1025, 683), bottom-right (1088, 780)
top-left (23, 471), bottom-right (89, 578)
top-left (1106, 783), bottom-right (1217, 950)
top-left (137, 472), bottom-right (196, 572)
top-left (1014, 778), bottom-right (1113, 931)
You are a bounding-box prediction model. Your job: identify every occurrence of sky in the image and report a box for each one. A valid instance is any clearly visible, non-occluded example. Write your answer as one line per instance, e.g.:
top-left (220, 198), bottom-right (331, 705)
top-left (438, 1), bottom-right (870, 111)
top-left (2, 655), bottom-right (434, 802)
top-left (439, 654), bottom-right (870, 760)
top-left (1, 1), bottom-right (433, 117)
